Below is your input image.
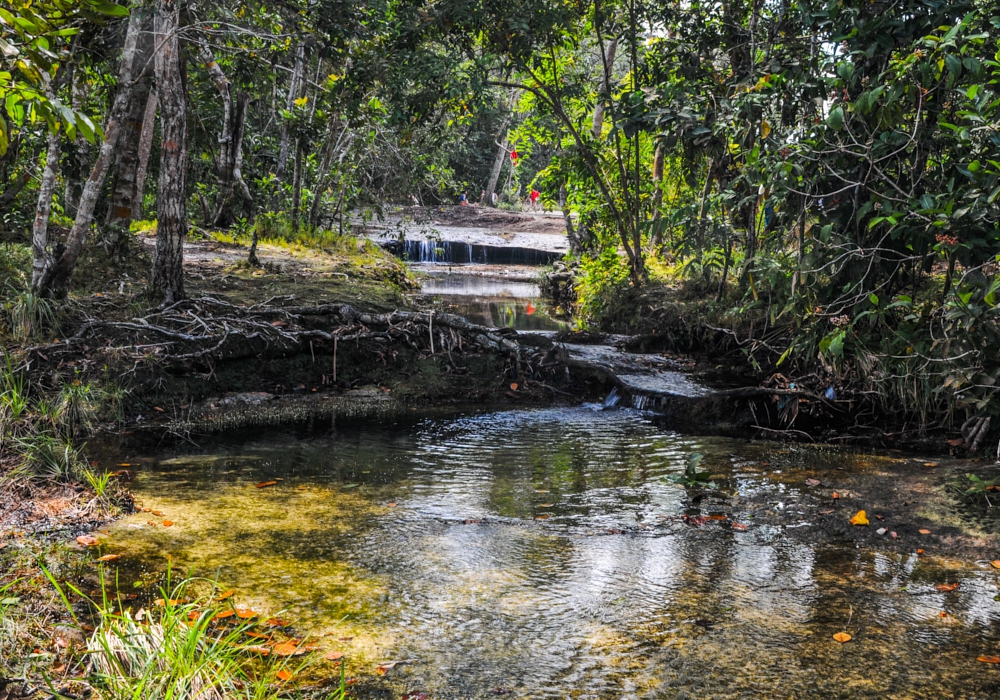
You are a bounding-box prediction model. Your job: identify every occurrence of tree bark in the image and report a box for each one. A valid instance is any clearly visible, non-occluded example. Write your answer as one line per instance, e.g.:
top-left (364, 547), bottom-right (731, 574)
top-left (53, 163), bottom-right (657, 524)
top-left (200, 43), bottom-right (252, 227)
top-left (592, 37), bottom-right (618, 139)
top-left (276, 42), bottom-right (305, 178)
top-left (63, 65), bottom-right (86, 219)
top-left (133, 88), bottom-right (158, 220)
top-left (106, 10), bottom-right (154, 234)
top-left (34, 11), bottom-right (142, 298)
top-left (560, 183), bottom-right (582, 254)
top-left (308, 124), bottom-right (351, 229)
top-left (649, 142), bottom-right (665, 247)
top-left (31, 131), bottom-right (62, 289)
top-left (148, 0), bottom-right (187, 304)
top-left (291, 138), bottom-right (303, 231)
top-left (0, 152), bottom-right (37, 211)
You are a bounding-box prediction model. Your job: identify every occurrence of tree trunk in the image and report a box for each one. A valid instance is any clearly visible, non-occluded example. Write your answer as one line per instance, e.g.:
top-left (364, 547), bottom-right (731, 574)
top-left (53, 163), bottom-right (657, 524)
top-left (31, 131), bottom-right (62, 289)
top-left (484, 134), bottom-right (509, 207)
top-left (34, 11), bottom-right (142, 298)
top-left (0, 150), bottom-right (38, 211)
top-left (133, 88), bottom-right (158, 220)
top-left (560, 183), bottom-right (581, 255)
top-left (63, 65), bottom-right (86, 220)
top-left (148, 0), bottom-right (187, 304)
top-left (308, 124), bottom-right (352, 229)
top-left (106, 10), bottom-right (154, 235)
top-left (200, 43), bottom-right (252, 227)
top-left (276, 42), bottom-right (305, 178)
top-left (649, 143), bottom-right (665, 247)
top-left (291, 138), bottom-right (303, 231)
top-left (592, 37), bottom-right (618, 139)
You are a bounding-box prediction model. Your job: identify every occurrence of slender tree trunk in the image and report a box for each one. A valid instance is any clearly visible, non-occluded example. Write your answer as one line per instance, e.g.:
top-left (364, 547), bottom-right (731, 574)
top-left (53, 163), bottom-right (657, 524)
top-left (133, 88), bottom-right (158, 220)
top-left (149, 0), bottom-right (187, 304)
top-left (560, 183), bottom-right (581, 254)
top-left (63, 65), bottom-right (86, 219)
top-left (106, 10), bottom-right (154, 235)
top-left (31, 131), bottom-right (62, 289)
top-left (34, 11), bottom-right (142, 298)
top-left (200, 43), bottom-right (252, 227)
top-left (291, 138), bottom-right (303, 231)
top-left (309, 125), bottom-right (352, 229)
top-left (649, 143), bottom-right (665, 248)
top-left (592, 37), bottom-right (618, 138)
top-left (276, 42), bottom-right (305, 178)
top-left (484, 134), bottom-right (509, 207)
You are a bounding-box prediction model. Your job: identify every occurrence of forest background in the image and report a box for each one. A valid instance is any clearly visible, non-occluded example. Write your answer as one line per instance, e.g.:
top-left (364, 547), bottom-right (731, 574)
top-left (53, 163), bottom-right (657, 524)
top-left (1, 0), bottom-right (1000, 447)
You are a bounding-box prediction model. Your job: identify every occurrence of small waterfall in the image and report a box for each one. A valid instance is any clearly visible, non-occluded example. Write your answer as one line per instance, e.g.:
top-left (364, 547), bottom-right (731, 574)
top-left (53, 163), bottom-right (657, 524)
top-left (389, 240), bottom-right (561, 265)
top-left (602, 387), bottom-right (621, 409)
top-left (631, 393), bottom-right (657, 411)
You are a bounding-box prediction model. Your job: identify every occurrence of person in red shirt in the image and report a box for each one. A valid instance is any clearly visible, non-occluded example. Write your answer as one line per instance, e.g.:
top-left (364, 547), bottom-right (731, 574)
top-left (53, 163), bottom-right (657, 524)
top-left (529, 188), bottom-right (540, 210)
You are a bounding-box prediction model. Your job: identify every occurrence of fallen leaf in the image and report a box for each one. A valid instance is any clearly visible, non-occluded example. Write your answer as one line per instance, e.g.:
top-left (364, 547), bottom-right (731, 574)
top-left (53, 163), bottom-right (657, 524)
top-left (215, 610), bottom-right (236, 620)
top-left (876, 528), bottom-right (887, 535)
top-left (833, 632), bottom-right (852, 643)
top-left (151, 510), bottom-right (165, 517)
top-left (978, 656), bottom-right (1000, 664)
top-left (509, 383), bottom-right (518, 391)
top-left (388, 502), bottom-right (397, 507)
top-left (731, 523), bottom-right (748, 531)
top-left (146, 521), bottom-right (158, 527)
top-left (188, 610), bottom-right (201, 621)
top-left (535, 515), bottom-right (550, 520)
top-left (234, 607), bottom-right (257, 619)
top-left (990, 561), bottom-right (1000, 570)
top-left (832, 492), bottom-right (840, 499)
top-left (923, 462), bottom-right (939, 467)
top-left (917, 549), bottom-right (925, 554)
top-left (402, 693), bottom-right (430, 700)
top-left (154, 599), bottom-right (182, 607)
top-left (153, 406), bottom-right (165, 413)
top-left (265, 617), bottom-right (289, 627)
top-left (947, 438), bottom-right (964, 447)
top-left (919, 529), bottom-right (931, 535)
top-left (271, 641), bottom-right (301, 657)
top-left (162, 520), bottom-right (174, 527)
top-left (890, 531), bottom-right (898, 539)
top-left (849, 510), bottom-right (869, 526)
top-left (934, 583), bottom-right (959, 592)
top-left (805, 479), bottom-right (821, 487)
top-left (217, 590), bottom-right (235, 600)
top-left (96, 554), bottom-right (121, 562)
top-left (276, 670), bottom-right (293, 682)
top-left (706, 515), bottom-right (727, 521)
top-left (324, 651), bottom-right (345, 661)
top-left (245, 645), bottom-right (270, 655)
top-left (75, 535), bottom-right (98, 546)
top-left (255, 481), bottom-right (277, 489)
top-left (538, 503), bottom-right (554, 508)
top-left (337, 636), bottom-right (354, 641)
top-left (117, 463), bottom-right (132, 467)
top-left (246, 631), bottom-right (270, 640)
top-left (874, 514), bottom-right (884, 521)
top-left (940, 611), bottom-right (949, 618)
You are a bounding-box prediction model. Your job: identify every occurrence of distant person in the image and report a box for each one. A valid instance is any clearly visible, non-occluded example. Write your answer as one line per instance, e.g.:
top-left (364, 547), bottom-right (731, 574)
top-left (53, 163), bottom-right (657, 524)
top-left (479, 189), bottom-right (486, 205)
top-left (529, 188), bottom-right (540, 210)
top-left (459, 192), bottom-right (468, 206)
top-left (491, 192), bottom-right (498, 206)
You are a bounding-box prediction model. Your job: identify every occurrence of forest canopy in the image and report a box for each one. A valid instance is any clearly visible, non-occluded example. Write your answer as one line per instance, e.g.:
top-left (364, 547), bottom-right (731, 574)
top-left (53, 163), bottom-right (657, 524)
top-left (1, 0), bottom-right (999, 434)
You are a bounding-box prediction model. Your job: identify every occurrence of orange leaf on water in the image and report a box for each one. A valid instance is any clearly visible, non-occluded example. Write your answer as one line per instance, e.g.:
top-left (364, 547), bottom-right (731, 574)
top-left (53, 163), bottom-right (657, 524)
top-left (919, 529), bottom-right (931, 535)
top-left (324, 651), bottom-right (344, 661)
top-left (271, 641), bottom-right (300, 657)
top-left (188, 610), bottom-right (202, 621)
top-left (265, 617), bottom-right (289, 627)
top-left (535, 514), bottom-right (550, 520)
top-left (151, 511), bottom-right (164, 517)
top-left (246, 645), bottom-right (270, 655)
top-left (832, 492), bottom-right (840, 499)
top-left (255, 481), bottom-right (277, 489)
top-left (217, 590), bottom-right (235, 600)
top-left (95, 554), bottom-right (120, 562)
top-left (234, 607), bottom-right (257, 619)
top-left (934, 583), bottom-right (959, 592)
top-left (246, 631), bottom-right (269, 640)
top-left (706, 515), bottom-right (727, 521)
top-left (388, 502), bottom-right (397, 507)
top-left (731, 523), bottom-right (748, 531)
top-left (833, 632), bottom-right (852, 643)
top-left (978, 656), bottom-right (1000, 664)
top-left (276, 670), bottom-right (293, 682)
top-left (917, 549), bottom-right (925, 554)
top-left (990, 561), bottom-right (1000, 570)
top-left (214, 610), bottom-right (235, 620)
top-left (76, 535), bottom-right (98, 546)
top-left (162, 520), bottom-right (174, 527)
top-left (849, 510), bottom-right (869, 526)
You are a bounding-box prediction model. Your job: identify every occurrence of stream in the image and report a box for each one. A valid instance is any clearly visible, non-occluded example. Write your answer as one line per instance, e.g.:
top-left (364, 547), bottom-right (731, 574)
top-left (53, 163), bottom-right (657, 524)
top-left (94, 216), bottom-right (1000, 698)
top-left (100, 409), bottom-right (1000, 699)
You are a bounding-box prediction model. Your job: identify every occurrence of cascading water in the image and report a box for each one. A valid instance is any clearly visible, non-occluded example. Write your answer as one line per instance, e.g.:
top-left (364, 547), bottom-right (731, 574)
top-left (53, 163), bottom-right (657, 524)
top-left (390, 240), bottom-right (561, 265)
top-left (602, 387), bottom-right (622, 408)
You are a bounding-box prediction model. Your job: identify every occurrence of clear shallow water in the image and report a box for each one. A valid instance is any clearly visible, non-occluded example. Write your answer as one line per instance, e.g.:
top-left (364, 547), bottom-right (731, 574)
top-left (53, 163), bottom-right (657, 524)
top-left (418, 270), bottom-right (568, 331)
top-left (102, 408), bottom-right (1000, 699)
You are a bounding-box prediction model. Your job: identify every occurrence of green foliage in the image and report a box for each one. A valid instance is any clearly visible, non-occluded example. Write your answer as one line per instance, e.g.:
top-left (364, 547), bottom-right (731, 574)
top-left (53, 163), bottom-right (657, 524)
top-left (57, 377), bottom-right (98, 438)
top-left (666, 453), bottom-right (716, 488)
top-left (0, 243), bottom-right (30, 290)
top-left (4, 288), bottom-right (57, 341)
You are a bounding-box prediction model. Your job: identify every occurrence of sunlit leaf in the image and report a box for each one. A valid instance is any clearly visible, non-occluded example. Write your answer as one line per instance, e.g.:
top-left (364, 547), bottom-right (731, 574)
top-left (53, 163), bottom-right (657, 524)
top-left (849, 510), bottom-right (869, 526)
top-left (833, 632), bottom-right (852, 643)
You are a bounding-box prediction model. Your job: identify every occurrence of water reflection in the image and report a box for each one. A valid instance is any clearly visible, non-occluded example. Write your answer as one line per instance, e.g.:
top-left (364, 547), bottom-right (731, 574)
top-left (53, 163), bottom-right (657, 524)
top-left (418, 270), bottom-right (567, 331)
top-left (104, 408), bottom-right (1000, 699)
